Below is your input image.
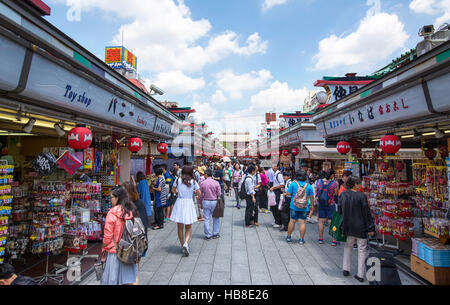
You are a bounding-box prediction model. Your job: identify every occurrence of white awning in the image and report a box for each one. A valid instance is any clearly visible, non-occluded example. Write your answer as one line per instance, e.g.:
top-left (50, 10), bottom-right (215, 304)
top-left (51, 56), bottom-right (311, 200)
top-left (304, 145), bottom-right (347, 160)
top-left (362, 148), bottom-right (424, 159)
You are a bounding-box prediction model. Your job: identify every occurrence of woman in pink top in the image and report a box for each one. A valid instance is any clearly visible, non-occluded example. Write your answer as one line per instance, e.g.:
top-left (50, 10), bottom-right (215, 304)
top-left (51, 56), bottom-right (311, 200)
top-left (258, 167), bottom-right (269, 213)
top-left (101, 186), bottom-right (139, 285)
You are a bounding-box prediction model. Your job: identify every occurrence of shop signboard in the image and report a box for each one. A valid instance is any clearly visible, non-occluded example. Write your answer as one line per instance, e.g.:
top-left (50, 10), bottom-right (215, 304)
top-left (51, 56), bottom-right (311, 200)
top-left (0, 35), bottom-right (27, 91)
top-left (427, 73), bottom-right (450, 113)
top-left (317, 84), bottom-right (430, 137)
top-left (20, 52), bottom-right (161, 135)
top-left (105, 46), bottom-right (138, 71)
top-left (154, 118), bottom-right (176, 138)
top-left (326, 85), bottom-right (365, 104)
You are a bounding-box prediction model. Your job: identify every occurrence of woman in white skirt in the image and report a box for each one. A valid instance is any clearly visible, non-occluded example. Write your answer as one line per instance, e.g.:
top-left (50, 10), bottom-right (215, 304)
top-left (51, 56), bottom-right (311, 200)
top-left (170, 165), bottom-right (201, 257)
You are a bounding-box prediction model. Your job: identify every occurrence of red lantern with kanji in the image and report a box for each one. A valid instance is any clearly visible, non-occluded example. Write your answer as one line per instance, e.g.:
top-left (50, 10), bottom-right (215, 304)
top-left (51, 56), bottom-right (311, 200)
top-left (380, 135), bottom-right (401, 155)
top-left (127, 138), bottom-right (142, 153)
top-left (425, 148), bottom-right (437, 160)
top-left (291, 148), bottom-right (299, 156)
top-left (396, 162), bottom-right (405, 172)
top-left (68, 127), bottom-right (92, 150)
top-left (282, 149), bottom-right (290, 156)
top-left (438, 145), bottom-right (448, 158)
top-left (336, 141), bottom-right (351, 155)
top-left (157, 143), bottom-right (168, 154)
top-left (380, 162), bottom-right (389, 172)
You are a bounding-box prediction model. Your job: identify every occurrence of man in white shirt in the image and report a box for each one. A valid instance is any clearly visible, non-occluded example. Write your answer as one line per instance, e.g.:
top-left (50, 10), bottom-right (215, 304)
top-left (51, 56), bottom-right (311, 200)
top-left (269, 164), bottom-right (284, 228)
top-left (244, 164), bottom-right (257, 228)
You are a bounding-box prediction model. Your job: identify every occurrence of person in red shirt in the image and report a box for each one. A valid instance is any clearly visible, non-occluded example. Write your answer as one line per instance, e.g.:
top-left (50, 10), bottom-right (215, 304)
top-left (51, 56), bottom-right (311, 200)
top-left (338, 170), bottom-right (353, 196)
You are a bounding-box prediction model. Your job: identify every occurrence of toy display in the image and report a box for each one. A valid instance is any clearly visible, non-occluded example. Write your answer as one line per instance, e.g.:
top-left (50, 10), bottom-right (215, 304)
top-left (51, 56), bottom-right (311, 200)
top-left (0, 161), bottom-right (13, 264)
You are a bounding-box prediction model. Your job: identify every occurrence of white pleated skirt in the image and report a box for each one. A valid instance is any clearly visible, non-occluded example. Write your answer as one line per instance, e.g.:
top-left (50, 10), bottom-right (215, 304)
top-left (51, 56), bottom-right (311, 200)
top-left (169, 198), bottom-right (198, 225)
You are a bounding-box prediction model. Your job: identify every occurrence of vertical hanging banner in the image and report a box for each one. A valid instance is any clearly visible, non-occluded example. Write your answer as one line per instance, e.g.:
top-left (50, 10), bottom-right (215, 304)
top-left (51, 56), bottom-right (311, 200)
top-left (84, 148), bottom-right (94, 170)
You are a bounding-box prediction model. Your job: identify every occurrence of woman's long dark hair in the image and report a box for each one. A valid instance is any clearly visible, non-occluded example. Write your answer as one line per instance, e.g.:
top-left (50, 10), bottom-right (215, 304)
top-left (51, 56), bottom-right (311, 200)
top-left (181, 165), bottom-right (194, 187)
top-left (112, 186), bottom-right (139, 219)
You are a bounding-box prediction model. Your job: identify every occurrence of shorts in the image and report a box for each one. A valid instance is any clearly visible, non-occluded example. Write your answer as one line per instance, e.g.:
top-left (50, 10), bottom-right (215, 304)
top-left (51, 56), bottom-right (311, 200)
top-left (290, 209), bottom-right (307, 221)
top-left (318, 201), bottom-right (336, 219)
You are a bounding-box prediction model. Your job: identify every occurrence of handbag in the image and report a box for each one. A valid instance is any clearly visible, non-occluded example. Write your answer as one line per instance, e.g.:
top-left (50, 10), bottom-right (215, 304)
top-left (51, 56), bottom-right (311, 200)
top-left (328, 211), bottom-right (347, 242)
top-left (213, 197), bottom-right (225, 218)
top-left (94, 251), bottom-right (107, 281)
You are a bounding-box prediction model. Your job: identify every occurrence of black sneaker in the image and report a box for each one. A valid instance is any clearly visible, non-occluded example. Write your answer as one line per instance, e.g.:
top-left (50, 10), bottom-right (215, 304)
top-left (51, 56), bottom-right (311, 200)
top-left (343, 270), bottom-right (350, 277)
top-left (212, 235), bottom-right (220, 239)
top-left (204, 236), bottom-right (212, 241)
top-left (279, 226), bottom-right (288, 232)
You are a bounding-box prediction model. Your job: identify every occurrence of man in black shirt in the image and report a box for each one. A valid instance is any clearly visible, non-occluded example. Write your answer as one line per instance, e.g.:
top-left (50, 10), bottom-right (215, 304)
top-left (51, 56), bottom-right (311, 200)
top-left (0, 263), bottom-right (36, 285)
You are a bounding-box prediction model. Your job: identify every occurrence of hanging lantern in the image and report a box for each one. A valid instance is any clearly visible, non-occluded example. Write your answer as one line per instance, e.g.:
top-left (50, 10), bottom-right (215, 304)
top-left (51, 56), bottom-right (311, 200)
top-left (157, 143), bottom-right (168, 154)
top-left (372, 149), bottom-right (380, 159)
top-left (380, 162), bottom-right (389, 172)
top-left (380, 135), bottom-right (401, 155)
top-left (282, 149), bottom-right (290, 156)
top-left (68, 127), bottom-right (92, 150)
top-left (127, 137), bottom-right (142, 153)
top-left (291, 148), bottom-right (299, 156)
top-left (425, 148), bottom-right (437, 160)
top-left (396, 162), bottom-right (405, 172)
top-left (438, 144), bottom-right (448, 158)
top-left (336, 141), bottom-right (351, 155)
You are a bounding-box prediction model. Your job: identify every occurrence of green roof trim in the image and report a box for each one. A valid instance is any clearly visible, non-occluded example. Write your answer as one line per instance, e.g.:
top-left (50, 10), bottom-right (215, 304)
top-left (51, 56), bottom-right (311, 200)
top-left (437, 49), bottom-right (450, 63)
top-left (73, 51), bottom-right (91, 69)
top-left (360, 89), bottom-right (371, 98)
top-left (134, 92), bottom-right (142, 99)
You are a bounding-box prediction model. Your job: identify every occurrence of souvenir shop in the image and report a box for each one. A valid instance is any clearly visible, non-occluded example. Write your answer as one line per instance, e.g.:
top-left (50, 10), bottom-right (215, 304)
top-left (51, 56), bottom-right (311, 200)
top-left (0, 3), bottom-right (178, 284)
top-left (313, 40), bottom-right (450, 284)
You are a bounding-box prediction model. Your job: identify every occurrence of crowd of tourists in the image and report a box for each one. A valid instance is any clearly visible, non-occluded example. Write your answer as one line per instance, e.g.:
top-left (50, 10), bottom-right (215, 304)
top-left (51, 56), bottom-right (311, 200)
top-left (69, 159), bottom-right (375, 286)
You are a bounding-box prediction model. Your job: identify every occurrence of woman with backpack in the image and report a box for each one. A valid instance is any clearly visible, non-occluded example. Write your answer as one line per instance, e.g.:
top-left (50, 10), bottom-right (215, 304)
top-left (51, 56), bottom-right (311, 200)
top-left (170, 165), bottom-right (202, 257)
top-left (101, 186), bottom-right (139, 285)
top-left (284, 171), bottom-right (315, 244)
top-left (316, 169), bottom-right (339, 246)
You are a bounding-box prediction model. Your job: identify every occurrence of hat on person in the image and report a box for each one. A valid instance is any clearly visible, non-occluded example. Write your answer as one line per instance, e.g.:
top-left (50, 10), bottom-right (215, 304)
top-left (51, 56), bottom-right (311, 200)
top-left (198, 167), bottom-right (205, 175)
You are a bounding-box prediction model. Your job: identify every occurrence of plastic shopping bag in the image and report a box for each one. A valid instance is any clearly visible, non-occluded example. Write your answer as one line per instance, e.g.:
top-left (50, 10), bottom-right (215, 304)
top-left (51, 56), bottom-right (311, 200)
top-left (268, 190), bottom-right (276, 207)
top-left (278, 195), bottom-right (284, 211)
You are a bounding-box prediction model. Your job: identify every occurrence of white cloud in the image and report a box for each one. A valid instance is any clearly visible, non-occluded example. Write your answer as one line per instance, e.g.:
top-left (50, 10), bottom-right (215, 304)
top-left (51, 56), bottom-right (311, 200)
top-left (262, 0), bottom-right (288, 11)
top-left (56, 0), bottom-right (268, 73)
top-left (410, 0), bottom-right (450, 27)
top-left (312, 12), bottom-right (409, 71)
top-left (191, 101), bottom-right (218, 124)
top-left (215, 69), bottom-right (272, 99)
top-left (150, 71), bottom-right (205, 95)
top-left (250, 81), bottom-right (309, 112)
top-left (212, 90), bottom-right (227, 104)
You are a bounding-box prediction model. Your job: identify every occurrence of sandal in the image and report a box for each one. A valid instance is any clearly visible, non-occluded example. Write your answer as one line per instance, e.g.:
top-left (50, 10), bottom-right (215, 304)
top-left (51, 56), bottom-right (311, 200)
top-left (152, 226), bottom-right (163, 230)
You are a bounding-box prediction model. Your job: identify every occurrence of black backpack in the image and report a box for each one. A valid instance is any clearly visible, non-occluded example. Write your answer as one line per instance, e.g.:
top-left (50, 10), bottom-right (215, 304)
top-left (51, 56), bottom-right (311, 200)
top-left (239, 175), bottom-right (252, 199)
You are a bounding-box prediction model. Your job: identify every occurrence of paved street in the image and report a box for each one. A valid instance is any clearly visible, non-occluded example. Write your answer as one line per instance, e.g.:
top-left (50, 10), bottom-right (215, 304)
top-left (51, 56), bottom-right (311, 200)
top-left (81, 195), bottom-right (421, 285)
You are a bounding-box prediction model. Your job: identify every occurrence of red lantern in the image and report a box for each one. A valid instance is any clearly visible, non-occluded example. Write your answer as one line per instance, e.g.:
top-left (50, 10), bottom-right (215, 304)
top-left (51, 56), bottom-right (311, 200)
top-left (438, 145), bottom-right (448, 158)
top-left (68, 127), bottom-right (92, 150)
top-left (380, 135), bottom-right (401, 155)
top-left (336, 141), bottom-right (351, 155)
top-left (425, 148), bottom-right (437, 160)
top-left (291, 148), bottom-right (299, 156)
top-left (396, 162), bottom-right (405, 172)
top-left (157, 143), bottom-right (168, 154)
top-left (380, 162), bottom-right (388, 172)
top-left (127, 138), bottom-right (142, 153)
top-left (282, 149), bottom-right (290, 156)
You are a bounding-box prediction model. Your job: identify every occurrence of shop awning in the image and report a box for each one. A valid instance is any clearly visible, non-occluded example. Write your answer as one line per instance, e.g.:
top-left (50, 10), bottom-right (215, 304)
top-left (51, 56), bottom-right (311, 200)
top-left (362, 148), bottom-right (424, 159)
top-left (304, 145), bottom-right (347, 160)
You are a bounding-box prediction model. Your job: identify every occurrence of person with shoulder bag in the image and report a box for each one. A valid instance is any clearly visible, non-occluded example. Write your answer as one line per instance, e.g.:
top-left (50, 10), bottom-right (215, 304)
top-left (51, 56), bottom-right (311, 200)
top-left (258, 167), bottom-right (269, 214)
top-left (198, 169), bottom-right (222, 240)
top-left (232, 163), bottom-right (243, 209)
top-left (339, 176), bottom-right (375, 282)
top-left (100, 186), bottom-right (144, 285)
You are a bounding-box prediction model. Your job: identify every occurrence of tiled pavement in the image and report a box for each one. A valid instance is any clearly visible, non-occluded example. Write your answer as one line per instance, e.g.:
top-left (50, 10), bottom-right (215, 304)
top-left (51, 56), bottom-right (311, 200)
top-left (81, 195), bottom-right (422, 285)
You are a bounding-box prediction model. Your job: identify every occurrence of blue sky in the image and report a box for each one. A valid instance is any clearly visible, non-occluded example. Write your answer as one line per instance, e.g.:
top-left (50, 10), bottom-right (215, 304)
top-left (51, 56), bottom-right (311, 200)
top-left (45, 0), bottom-right (449, 137)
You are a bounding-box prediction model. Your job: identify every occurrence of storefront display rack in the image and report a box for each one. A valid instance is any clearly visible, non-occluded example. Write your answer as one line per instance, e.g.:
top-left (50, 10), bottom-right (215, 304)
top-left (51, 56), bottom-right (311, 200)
top-left (0, 160), bottom-right (14, 264)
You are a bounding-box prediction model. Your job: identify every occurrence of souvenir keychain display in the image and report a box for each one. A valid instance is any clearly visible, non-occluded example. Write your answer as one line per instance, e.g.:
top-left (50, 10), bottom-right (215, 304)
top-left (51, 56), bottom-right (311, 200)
top-left (365, 167), bottom-right (416, 248)
top-left (0, 161), bottom-right (13, 264)
top-left (30, 181), bottom-right (68, 255)
top-left (7, 184), bottom-right (32, 264)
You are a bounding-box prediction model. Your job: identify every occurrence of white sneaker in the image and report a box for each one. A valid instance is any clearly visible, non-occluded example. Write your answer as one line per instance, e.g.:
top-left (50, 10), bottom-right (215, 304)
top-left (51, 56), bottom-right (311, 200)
top-left (273, 224), bottom-right (281, 228)
top-left (182, 243), bottom-right (189, 257)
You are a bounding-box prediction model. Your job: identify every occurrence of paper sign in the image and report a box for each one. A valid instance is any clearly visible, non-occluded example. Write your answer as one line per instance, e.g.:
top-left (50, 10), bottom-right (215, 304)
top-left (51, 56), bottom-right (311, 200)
top-left (84, 148), bottom-right (94, 169)
top-left (32, 152), bottom-right (57, 176)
